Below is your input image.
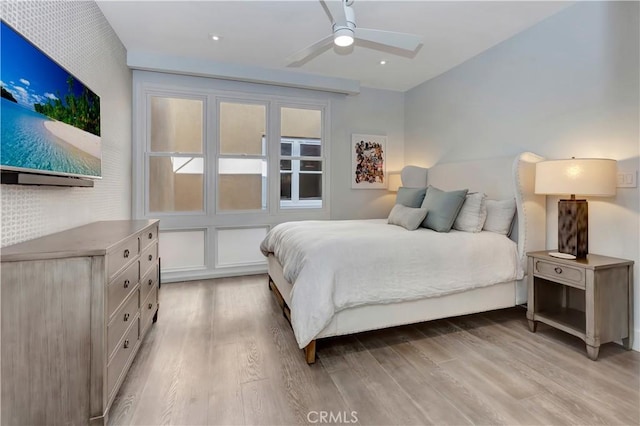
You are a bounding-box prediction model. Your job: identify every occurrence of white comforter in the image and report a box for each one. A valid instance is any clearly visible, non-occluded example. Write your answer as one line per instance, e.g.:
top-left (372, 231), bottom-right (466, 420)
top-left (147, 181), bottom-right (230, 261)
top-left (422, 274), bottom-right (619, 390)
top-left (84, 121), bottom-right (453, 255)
top-left (260, 219), bottom-right (523, 348)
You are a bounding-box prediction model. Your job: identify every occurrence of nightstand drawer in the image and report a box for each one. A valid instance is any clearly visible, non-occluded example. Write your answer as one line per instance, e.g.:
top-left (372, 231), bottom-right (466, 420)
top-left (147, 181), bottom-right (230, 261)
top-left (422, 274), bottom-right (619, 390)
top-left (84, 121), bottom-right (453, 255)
top-left (534, 259), bottom-right (585, 289)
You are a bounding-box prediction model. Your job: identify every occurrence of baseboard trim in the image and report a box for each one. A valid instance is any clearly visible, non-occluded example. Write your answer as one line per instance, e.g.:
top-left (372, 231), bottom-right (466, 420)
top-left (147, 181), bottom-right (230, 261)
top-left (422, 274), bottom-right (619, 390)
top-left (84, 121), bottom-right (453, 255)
top-left (162, 265), bottom-right (267, 283)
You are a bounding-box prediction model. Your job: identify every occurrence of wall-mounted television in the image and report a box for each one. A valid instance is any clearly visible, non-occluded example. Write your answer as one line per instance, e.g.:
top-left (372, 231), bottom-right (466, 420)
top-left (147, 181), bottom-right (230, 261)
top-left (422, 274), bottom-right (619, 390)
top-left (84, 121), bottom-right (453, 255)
top-left (1, 21), bottom-right (101, 180)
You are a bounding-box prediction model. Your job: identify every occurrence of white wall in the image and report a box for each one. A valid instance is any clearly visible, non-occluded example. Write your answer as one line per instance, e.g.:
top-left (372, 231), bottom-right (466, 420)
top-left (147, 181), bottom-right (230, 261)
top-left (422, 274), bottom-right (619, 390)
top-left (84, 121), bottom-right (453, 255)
top-left (331, 88), bottom-right (405, 219)
top-left (0, 1), bottom-right (132, 246)
top-left (405, 1), bottom-right (640, 350)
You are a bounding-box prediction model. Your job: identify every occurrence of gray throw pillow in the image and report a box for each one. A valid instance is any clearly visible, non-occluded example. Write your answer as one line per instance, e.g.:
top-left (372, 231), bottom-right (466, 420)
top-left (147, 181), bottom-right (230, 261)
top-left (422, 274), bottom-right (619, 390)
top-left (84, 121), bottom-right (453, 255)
top-left (395, 187), bottom-right (427, 208)
top-left (388, 204), bottom-right (428, 231)
top-left (420, 186), bottom-right (469, 232)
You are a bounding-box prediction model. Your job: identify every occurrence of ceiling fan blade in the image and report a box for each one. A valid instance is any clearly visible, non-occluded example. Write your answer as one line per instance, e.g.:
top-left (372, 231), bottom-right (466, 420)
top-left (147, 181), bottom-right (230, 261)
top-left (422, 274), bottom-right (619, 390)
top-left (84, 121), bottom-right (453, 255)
top-left (286, 34), bottom-right (334, 67)
top-left (323, 0), bottom-right (347, 27)
top-left (319, 0), bottom-right (335, 24)
top-left (355, 28), bottom-right (422, 52)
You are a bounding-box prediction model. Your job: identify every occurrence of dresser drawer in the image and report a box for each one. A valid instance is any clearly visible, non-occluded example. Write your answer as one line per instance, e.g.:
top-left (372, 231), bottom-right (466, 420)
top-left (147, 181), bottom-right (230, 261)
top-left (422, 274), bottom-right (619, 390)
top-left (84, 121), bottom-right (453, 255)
top-left (108, 236), bottom-right (140, 280)
top-left (534, 259), bottom-right (585, 289)
top-left (107, 318), bottom-right (139, 399)
top-left (140, 241), bottom-right (158, 278)
top-left (140, 263), bottom-right (157, 305)
top-left (108, 290), bottom-right (139, 359)
top-left (141, 225), bottom-right (158, 250)
top-left (141, 285), bottom-right (158, 336)
top-left (107, 260), bottom-right (139, 321)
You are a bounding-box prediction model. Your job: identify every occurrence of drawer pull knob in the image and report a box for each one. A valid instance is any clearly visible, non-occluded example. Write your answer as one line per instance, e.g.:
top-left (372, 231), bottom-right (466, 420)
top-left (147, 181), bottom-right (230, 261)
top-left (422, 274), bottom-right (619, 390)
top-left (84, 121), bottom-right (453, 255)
top-left (124, 279), bottom-right (130, 289)
top-left (554, 267), bottom-right (563, 274)
top-left (148, 278), bottom-right (153, 286)
top-left (123, 339), bottom-right (130, 349)
top-left (148, 254), bottom-right (153, 261)
top-left (148, 232), bottom-right (153, 239)
top-left (123, 249), bottom-right (130, 259)
top-left (124, 313), bottom-right (130, 322)
top-left (148, 303), bottom-right (153, 309)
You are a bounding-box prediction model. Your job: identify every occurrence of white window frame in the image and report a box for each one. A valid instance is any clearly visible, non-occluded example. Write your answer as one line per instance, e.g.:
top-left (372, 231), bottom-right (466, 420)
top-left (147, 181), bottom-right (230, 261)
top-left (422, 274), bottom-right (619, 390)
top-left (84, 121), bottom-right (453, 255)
top-left (280, 137), bottom-right (323, 209)
top-left (132, 72), bottom-right (331, 282)
top-left (216, 98), bottom-right (270, 214)
top-left (143, 91), bottom-right (208, 217)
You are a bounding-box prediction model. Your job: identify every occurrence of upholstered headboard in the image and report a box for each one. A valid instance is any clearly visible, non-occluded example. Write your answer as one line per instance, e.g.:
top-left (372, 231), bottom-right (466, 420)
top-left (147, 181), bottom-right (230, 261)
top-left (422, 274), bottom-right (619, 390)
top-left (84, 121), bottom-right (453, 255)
top-left (400, 152), bottom-right (546, 304)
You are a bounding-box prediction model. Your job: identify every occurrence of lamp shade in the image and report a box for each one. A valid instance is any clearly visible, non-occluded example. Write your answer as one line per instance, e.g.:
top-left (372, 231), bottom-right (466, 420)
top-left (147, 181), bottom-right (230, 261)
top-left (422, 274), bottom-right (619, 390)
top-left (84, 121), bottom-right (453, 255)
top-left (387, 172), bottom-right (402, 192)
top-left (535, 158), bottom-right (617, 197)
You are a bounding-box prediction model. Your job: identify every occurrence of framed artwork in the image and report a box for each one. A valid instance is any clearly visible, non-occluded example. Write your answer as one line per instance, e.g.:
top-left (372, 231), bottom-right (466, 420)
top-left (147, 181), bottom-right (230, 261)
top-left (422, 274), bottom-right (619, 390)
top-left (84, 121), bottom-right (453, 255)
top-left (351, 134), bottom-right (387, 189)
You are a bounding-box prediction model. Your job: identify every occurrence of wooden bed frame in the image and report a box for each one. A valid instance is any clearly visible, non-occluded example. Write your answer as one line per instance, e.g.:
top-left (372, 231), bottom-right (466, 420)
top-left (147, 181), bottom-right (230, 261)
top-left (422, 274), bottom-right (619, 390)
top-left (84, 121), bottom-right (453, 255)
top-left (267, 152), bottom-right (547, 364)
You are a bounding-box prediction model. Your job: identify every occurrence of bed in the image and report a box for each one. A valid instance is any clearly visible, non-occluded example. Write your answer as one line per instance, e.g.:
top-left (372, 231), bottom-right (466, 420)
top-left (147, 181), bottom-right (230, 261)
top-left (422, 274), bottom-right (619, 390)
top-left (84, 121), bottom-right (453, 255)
top-left (261, 152), bottom-right (547, 364)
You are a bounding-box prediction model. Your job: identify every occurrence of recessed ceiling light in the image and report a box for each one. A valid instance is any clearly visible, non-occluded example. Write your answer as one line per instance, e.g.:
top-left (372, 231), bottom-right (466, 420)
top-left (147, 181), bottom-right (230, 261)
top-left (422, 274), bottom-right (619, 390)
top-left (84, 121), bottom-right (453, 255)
top-left (380, 60), bottom-right (387, 65)
top-left (210, 34), bottom-right (222, 41)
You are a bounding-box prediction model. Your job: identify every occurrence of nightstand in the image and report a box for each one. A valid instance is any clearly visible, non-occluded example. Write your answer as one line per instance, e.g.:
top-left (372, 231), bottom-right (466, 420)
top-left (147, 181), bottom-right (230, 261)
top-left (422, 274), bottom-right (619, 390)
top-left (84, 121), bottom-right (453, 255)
top-left (526, 251), bottom-right (634, 360)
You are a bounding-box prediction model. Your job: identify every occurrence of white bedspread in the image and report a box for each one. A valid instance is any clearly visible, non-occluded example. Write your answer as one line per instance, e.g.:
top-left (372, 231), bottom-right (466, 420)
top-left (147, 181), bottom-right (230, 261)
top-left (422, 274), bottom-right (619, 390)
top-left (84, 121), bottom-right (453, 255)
top-left (260, 219), bottom-right (523, 348)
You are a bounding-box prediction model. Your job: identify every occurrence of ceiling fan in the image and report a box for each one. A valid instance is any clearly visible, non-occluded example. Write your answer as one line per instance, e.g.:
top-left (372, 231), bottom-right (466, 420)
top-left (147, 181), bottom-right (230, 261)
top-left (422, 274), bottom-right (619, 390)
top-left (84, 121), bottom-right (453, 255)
top-left (286, 0), bottom-right (422, 67)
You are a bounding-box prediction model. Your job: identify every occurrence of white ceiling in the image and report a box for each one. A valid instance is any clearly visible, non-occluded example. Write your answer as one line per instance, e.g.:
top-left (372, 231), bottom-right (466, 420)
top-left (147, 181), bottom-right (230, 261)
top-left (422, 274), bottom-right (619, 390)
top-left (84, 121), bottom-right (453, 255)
top-left (97, 1), bottom-right (572, 92)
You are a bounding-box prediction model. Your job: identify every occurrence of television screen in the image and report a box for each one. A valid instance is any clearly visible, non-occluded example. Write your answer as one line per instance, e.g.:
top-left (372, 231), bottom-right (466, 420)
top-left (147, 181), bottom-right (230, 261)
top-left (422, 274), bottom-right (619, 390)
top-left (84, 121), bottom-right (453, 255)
top-left (1, 21), bottom-right (101, 179)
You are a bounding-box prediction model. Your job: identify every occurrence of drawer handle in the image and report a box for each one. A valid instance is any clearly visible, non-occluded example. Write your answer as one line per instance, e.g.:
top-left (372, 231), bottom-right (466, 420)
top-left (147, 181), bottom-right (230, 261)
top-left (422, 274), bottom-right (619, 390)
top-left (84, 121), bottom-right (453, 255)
top-left (123, 249), bottom-right (130, 259)
top-left (554, 267), bottom-right (563, 274)
top-left (148, 254), bottom-right (153, 261)
top-left (148, 278), bottom-right (153, 286)
top-left (123, 339), bottom-right (130, 349)
top-left (148, 303), bottom-right (153, 309)
top-left (148, 232), bottom-right (153, 239)
top-left (124, 313), bottom-right (130, 322)
top-left (124, 279), bottom-right (130, 289)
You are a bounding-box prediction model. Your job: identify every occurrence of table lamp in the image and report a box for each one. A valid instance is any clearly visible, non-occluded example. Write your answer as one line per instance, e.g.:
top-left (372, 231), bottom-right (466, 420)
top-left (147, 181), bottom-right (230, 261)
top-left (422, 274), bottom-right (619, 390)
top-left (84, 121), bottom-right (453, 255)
top-left (535, 158), bottom-right (616, 259)
top-left (387, 172), bottom-right (402, 192)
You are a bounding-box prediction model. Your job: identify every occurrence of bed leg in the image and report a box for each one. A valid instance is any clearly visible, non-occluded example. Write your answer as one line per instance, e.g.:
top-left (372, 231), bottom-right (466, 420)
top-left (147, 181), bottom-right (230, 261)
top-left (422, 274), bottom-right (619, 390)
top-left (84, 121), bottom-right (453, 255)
top-left (304, 340), bottom-right (317, 365)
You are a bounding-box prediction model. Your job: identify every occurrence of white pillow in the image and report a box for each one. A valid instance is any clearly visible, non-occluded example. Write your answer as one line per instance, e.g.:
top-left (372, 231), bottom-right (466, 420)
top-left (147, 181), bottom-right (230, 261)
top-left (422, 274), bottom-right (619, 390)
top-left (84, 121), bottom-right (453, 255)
top-left (453, 192), bottom-right (487, 232)
top-left (388, 204), bottom-right (428, 231)
top-left (483, 199), bottom-right (517, 235)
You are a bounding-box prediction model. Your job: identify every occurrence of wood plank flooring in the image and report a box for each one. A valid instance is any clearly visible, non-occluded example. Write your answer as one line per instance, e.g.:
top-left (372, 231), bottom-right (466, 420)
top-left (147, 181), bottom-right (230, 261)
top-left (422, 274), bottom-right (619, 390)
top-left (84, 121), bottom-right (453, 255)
top-left (108, 275), bottom-right (640, 425)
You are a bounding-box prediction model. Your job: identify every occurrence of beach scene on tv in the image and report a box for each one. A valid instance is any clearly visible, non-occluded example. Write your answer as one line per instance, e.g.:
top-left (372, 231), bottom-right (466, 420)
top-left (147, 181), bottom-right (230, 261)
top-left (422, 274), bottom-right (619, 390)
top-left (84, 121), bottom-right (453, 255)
top-left (1, 22), bottom-right (101, 178)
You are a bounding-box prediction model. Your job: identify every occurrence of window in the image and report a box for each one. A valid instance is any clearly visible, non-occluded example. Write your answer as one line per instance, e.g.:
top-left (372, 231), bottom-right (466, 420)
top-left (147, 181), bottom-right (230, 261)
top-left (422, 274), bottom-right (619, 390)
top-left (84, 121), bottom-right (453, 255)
top-left (134, 74), bottom-right (329, 281)
top-left (280, 138), bottom-right (322, 208)
top-left (217, 101), bottom-right (267, 211)
top-left (280, 107), bottom-right (323, 209)
top-left (147, 96), bottom-right (204, 213)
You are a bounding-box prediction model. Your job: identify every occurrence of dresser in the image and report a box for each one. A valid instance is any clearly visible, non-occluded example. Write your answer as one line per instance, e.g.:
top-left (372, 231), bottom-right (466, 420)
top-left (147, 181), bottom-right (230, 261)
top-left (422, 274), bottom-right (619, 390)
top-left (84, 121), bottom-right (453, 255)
top-left (1, 220), bottom-right (160, 425)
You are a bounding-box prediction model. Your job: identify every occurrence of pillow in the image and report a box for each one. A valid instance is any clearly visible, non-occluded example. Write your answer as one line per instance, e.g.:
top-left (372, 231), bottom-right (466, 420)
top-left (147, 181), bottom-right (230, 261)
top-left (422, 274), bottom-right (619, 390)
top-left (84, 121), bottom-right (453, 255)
top-left (483, 198), bottom-right (517, 235)
top-left (453, 192), bottom-right (487, 232)
top-left (420, 186), bottom-right (469, 232)
top-left (388, 204), bottom-right (428, 231)
top-left (395, 187), bottom-right (427, 208)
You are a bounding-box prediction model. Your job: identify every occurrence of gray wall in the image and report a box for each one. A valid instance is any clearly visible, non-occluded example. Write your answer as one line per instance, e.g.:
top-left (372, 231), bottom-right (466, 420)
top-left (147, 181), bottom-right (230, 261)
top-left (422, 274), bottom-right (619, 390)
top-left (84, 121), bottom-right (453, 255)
top-left (0, 1), bottom-right (132, 247)
top-left (405, 1), bottom-right (640, 350)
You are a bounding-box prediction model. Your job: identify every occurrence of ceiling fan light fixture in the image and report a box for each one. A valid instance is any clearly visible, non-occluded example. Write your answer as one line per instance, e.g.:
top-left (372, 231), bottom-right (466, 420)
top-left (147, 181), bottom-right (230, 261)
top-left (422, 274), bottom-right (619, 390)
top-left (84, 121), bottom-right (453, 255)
top-left (334, 27), bottom-right (354, 47)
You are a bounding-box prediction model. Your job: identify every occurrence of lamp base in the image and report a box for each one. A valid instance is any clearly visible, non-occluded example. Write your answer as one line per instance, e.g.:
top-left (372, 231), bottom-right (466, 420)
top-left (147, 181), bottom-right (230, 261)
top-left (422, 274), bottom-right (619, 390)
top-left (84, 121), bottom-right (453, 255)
top-left (558, 198), bottom-right (588, 259)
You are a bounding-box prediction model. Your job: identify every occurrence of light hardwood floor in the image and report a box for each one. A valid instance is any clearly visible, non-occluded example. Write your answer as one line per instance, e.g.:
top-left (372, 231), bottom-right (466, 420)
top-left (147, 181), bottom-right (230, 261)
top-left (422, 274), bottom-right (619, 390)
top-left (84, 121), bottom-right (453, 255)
top-left (109, 275), bottom-right (640, 425)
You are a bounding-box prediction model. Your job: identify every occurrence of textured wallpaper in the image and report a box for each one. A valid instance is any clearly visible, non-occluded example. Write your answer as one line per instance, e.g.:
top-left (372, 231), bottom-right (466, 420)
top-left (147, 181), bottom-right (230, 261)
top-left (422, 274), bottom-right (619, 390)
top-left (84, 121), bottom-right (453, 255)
top-left (1, 1), bottom-right (132, 247)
